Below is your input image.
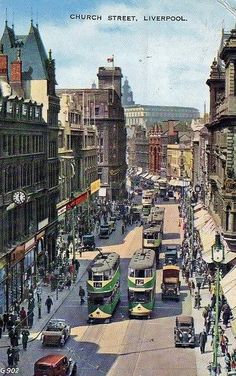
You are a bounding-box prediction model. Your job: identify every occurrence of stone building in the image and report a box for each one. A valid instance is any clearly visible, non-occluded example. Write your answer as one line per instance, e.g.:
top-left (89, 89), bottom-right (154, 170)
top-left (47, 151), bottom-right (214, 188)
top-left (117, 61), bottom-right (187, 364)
top-left (167, 145), bottom-right (193, 180)
top-left (59, 66), bottom-right (127, 200)
top-left (0, 21), bottom-right (60, 312)
top-left (122, 77), bottom-right (135, 106)
top-left (127, 125), bottom-right (149, 171)
top-left (206, 27), bottom-right (236, 246)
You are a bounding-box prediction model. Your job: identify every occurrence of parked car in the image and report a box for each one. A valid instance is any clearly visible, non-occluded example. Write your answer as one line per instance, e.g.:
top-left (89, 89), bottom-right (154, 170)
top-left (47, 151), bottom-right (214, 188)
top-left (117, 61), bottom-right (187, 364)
top-left (41, 319), bottom-right (71, 347)
top-left (174, 315), bottom-right (195, 348)
top-left (34, 354), bottom-right (77, 376)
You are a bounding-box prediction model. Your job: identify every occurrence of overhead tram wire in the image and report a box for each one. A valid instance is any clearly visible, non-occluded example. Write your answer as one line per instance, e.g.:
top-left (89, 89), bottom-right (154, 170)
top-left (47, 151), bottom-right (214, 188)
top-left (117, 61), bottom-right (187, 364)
top-left (216, 0), bottom-right (236, 17)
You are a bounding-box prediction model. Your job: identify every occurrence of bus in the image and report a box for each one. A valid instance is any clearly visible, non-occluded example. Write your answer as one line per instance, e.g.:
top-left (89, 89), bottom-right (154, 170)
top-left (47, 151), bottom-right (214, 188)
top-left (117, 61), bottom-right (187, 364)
top-left (142, 190), bottom-right (154, 206)
top-left (128, 248), bottom-right (156, 318)
top-left (143, 225), bottom-right (162, 264)
top-left (87, 252), bottom-right (120, 322)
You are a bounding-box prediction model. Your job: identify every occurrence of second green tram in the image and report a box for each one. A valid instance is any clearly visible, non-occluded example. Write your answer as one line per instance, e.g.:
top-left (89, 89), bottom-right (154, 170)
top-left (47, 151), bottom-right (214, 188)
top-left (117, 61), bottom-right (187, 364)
top-left (87, 252), bottom-right (120, 322)
top-left (128, 249), bottom-right (156, 318)
top-left (143, 224), bottom-right (162, 264)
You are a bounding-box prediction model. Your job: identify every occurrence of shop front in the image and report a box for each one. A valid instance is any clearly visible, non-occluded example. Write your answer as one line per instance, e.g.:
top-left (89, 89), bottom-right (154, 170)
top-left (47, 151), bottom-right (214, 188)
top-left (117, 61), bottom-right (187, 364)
top-left (0, 257), bottom-right (7, 314)
top-left (9, 245), bottom-right (25, 308)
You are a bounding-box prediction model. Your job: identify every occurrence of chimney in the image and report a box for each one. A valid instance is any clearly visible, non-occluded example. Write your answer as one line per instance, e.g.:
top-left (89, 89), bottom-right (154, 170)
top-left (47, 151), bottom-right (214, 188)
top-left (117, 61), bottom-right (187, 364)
top-left (10, 47), bottom-right (24, 97)
top-left (0, 44), bottom-right (9, 81)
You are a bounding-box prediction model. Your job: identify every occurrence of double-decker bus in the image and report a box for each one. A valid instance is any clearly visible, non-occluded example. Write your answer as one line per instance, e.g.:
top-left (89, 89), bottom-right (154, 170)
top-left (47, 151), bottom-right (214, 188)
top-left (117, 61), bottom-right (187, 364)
top-left (143, 225), bottom-right (162, 264)
top-left (87, 252), bottom-right (120, 322)
top-left (128, 249), bottom-right (156, 318)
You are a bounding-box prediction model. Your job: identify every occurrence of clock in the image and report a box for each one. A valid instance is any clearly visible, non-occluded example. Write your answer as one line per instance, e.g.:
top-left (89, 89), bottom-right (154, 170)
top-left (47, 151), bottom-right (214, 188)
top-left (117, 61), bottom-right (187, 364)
top-left (12, 190), bottom-right (27, 205)
top-left (127, 96), bottom-right (132, 102)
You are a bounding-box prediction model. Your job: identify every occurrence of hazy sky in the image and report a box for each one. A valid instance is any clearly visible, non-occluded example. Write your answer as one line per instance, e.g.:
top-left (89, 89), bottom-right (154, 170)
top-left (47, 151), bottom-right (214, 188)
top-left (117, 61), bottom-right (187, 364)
top-left (1, 0), bottom-right (236, 114)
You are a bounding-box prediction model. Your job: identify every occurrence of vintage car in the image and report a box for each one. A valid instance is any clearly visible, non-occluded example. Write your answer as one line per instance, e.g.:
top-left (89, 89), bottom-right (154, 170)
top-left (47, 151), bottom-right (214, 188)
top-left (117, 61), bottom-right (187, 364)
top-left (41, 319), bottom-right (71, 347)
top-left (82, 234), bottom-right (96, 251)
top-left (99, 224), bottom-right (112, 238)
top-left (164, 246), bottom-right (178, 265)
top-left (34, 354), bottom-right (76, 376)
top-left (174, 315), bottom-right (195, 348)
top-left (161, 265), bottom-right (180, 301)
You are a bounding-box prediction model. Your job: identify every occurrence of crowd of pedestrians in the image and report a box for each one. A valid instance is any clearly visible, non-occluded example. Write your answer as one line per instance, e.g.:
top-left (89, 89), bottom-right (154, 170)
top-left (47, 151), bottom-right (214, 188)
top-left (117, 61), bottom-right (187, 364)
top-left (179, 196), bottom-right (236, 374)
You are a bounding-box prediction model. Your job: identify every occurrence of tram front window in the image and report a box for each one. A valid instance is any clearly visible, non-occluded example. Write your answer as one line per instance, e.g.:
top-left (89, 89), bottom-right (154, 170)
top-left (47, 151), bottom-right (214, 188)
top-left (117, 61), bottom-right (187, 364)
top-left (88, 291), bottom-right (112, 305)
top-left (129, 290), bottom-right (151, 303)
top-left (92, 273), bottom-right (103, 281)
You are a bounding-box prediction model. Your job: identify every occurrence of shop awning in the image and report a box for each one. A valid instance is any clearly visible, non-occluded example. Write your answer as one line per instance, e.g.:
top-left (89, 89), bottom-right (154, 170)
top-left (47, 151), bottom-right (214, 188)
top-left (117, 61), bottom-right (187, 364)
top-left (221, 267), bottom-right (236, 314)
top-left (194, 212), bottom-right (212, 229)
top-left (169, 179), bottom-right (178, 186)
top-left (145, 174), bottom-right (152, 180)
top-left (194, 203), bottom-right (204, 212)
top-left (151, 175), bottom-right (160, 181)
top-left (98, 187), bottom-right (107, 197)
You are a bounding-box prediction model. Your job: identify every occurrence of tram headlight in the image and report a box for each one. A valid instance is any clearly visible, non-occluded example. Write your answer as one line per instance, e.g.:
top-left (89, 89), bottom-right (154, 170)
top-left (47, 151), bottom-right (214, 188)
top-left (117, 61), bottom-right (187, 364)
top-left (179, 333), bottom-right (182, 338)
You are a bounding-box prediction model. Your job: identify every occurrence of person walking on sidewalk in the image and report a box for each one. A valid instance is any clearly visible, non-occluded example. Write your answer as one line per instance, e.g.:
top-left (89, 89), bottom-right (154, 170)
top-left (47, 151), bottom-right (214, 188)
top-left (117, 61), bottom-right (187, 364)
top-left (199, 329), bottom-right (207, 353)
top-left (19, 307), bottom-right (27, 328)
top-left (21, 329), bottom-right (30, 350)
top-left (220, 333), bottom-right (228, 355)
top-left (79, 286), bottom-right (85, 304)
top-left (0, 315), bottom-right (3, 339)
top-left (7, 346), bottom-right (14, 367)
top-left (45, 296), bottom-right (53, 313)
top-left (36, 285), bottom-right (42, 302)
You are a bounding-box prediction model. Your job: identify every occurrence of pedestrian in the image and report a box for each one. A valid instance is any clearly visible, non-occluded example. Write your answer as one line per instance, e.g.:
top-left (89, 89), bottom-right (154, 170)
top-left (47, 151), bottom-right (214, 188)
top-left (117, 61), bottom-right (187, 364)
top-left (27, 310), bottom-right (34, 329)
top-left (36, 285), bottom-right (42, 302)
top-left (9, 326), bottom-right (18, 347)
top-left (75, 259), bottom-right (80, 273)
top-left (66, 277), bottom-right (72, 290)
top-left (231, 349), bottom-right (236, 369)
top-left (222, 306), bottom-right (231, 328)
top-left (21, 328), bottom-right (30, 350)
top-left (45, 296), bottom-right (53, 313)
top-left (12, 346), bottom-right (19, 366)
top-left (220, 333), bottom-right (228, 355)
top-left (121, 224), bottom-right (125, 235)
top-left (202, 306), bottom-right (209, 326)
top-left (0, 315), bottom-right (3, 339)
top-left (205, 315), bottom-right (211, 335)
top-left (7, 346), bottom-right (14, 367)
top-left (225, 352), bottom-right (231, 373)
top-left (79, 286), bottom-right (85, 304)
top-left (3, 312), bottom-right (8, 332)
top-left (19, 307), bottom-right (27, 328)
top-left (199, 329), bottom-right (207, 353)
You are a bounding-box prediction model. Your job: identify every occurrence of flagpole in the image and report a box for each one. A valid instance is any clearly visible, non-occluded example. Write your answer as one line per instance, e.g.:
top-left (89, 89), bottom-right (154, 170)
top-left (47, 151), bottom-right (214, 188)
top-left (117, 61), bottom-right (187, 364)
top-left (112, 54), bottom-right (115, 103)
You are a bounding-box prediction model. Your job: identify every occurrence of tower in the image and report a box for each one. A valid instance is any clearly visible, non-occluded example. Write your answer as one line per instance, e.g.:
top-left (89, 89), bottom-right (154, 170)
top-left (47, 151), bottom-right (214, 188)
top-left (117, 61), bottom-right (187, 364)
top-left (97, 66), bottom-right (123, 99)
top-left (122, 77), bottom-right (135, 106)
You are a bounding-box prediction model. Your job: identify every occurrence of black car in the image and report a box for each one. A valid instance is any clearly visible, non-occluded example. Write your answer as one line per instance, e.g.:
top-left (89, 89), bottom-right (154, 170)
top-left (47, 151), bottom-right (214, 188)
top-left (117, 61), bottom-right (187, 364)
top-left (174, 315), bottom-right (195, 348)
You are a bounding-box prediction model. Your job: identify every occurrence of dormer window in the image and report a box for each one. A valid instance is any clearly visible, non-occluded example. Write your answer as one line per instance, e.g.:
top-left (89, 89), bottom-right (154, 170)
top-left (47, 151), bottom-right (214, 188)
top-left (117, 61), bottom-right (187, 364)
top-left (22, 104), bottom-right (27, 116)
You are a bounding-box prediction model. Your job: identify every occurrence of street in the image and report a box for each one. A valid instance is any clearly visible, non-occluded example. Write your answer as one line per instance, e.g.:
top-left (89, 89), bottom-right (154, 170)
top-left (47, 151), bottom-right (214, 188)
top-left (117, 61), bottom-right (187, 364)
top-left (4, 202), bottom-right (197, 376)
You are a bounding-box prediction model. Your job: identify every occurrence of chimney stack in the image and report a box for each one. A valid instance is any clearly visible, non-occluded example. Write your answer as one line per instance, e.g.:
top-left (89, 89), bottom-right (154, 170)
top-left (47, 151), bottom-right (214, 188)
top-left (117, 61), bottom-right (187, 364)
top-left (0, 44), bottom-right (9, 82)
top-left (10, 47), bottom-right (24, 97)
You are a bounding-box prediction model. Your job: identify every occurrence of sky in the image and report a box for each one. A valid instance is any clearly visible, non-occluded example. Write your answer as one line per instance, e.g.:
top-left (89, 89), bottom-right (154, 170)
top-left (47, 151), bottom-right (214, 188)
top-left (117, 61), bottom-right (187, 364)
top-left (0, 0), bottom-right (236, 115)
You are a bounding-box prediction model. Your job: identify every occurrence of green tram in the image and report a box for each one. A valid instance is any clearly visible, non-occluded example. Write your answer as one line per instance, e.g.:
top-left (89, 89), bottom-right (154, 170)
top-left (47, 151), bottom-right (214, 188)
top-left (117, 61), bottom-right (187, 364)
top-left (87, 252), bottom-right (120, 322)
top-left (143, 224), bottom-right (162, 264)
top-left (128, 248), bottom-right (156, 318)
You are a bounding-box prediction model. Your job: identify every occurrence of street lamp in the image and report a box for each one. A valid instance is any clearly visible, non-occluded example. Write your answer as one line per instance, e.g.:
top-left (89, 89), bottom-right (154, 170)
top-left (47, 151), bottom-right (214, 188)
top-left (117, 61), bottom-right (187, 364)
top-left (209, 233), bottom-right (225, 376)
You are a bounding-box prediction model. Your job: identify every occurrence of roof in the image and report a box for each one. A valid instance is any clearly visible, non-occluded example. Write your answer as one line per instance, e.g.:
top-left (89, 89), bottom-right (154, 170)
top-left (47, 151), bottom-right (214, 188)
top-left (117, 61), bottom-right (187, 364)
top-left (35, 354), bottom-right (67, 365)
top-left (143, 225), bottom-right (162, 233)
top-left (1, 22), bottom-right (49, 80)
top-left (163, 265), bottom-right (180, 271)
top-left (129, 248), bottom-right (156, 270)
top-left (176, 315), bottom-right (193, 324)
top-left (89, 252), bottom-right (119, 273)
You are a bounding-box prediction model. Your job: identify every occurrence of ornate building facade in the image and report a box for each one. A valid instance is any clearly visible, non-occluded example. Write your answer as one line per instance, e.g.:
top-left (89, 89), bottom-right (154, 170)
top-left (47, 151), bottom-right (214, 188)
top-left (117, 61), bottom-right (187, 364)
top-left (206, 27), bottom-right (236, 247)
top-left (0, 21), bottom-right (60, 312)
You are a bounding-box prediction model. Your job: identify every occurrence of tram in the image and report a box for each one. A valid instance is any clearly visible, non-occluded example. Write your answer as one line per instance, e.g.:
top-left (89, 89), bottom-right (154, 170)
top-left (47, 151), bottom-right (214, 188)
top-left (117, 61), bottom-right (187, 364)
top-left (142, 225), bottom-right (162, 264)
top-left (87, 252), bottom-right (120, 322)
top-left (128, 248), bottom-right (156, 318)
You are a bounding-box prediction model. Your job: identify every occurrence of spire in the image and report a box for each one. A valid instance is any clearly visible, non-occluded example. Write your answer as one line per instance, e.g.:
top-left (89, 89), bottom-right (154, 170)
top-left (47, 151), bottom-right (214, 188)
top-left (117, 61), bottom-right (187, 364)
top-left (5, 8), bottom-right (8, 26)
top-left (12, 11), bottom-right (15, 30)
top-left (48, 49), bottom-right (52, 61)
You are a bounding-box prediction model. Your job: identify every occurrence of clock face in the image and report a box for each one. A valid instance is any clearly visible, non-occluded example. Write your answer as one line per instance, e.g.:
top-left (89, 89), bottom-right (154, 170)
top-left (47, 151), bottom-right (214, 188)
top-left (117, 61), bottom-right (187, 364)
top-left (127, 96), bottom-right (132, 102)
top-left (12, 191), bottom-right (27, 205)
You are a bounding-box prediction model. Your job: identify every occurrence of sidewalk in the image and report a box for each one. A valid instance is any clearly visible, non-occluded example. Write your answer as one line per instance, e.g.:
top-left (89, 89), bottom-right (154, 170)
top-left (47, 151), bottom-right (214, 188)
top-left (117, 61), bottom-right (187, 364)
top-left (179, 220), bottom-right (236, 376)
top-left (0, 255), bottom-right (92, 350)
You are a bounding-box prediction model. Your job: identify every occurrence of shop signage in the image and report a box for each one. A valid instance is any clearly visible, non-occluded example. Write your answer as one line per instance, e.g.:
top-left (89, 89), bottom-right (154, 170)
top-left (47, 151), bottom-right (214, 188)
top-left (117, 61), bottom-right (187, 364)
top-left (90, 179), bottom-right (101, 194)
top-left (57, 206), bottom-right (67, 217)
top-left (66, 191), bottom-right (88, 210)
top-left (38, 218), bottom-right (49, 230)
top-left (25, 237), bottom-right (35, 251)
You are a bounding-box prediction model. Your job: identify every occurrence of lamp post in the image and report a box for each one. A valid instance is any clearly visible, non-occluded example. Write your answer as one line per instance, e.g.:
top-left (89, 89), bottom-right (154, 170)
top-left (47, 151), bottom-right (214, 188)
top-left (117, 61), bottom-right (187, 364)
top-left (209, 233), bottom-right (224, 376)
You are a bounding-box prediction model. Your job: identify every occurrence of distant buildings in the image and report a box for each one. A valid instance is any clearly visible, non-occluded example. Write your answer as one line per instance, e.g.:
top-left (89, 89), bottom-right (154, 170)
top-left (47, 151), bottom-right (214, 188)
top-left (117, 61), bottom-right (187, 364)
top-left (124, 104), bottom-right (200, 129)
top-left (122, 77), bottom-right (135, 106)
